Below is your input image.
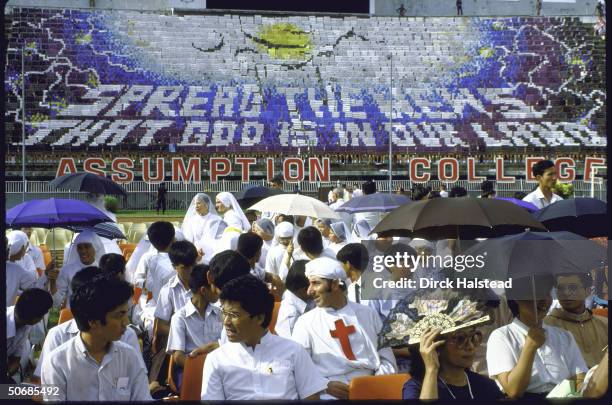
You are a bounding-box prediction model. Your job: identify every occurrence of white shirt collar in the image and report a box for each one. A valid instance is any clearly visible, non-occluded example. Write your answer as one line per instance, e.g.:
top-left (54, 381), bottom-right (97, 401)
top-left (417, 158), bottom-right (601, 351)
top-left (534, 187), bottom-right (560, 203)
top-left (283, 290), bottom-right (308, 313)
top-left (239, 330), bottom-right (273, 352)
top-left (67, 319), bottom-right (80, 334)
top-left (184, 299), bottom-right (220, 318)
top-left (74, 333), bottom-right (119, 364)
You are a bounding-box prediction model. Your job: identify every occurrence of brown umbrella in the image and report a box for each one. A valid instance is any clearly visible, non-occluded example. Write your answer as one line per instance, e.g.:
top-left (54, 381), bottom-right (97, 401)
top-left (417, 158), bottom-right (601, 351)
top-left (372, 197), bottom-right (547, 240)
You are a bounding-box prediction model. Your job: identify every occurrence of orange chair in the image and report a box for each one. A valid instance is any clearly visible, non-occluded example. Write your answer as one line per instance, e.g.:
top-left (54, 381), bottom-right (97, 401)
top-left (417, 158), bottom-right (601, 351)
top-left (58, 308), bottom-right (74, 325)
top-left (348, 374), bottom-right (410, 400)
top-left (268, 301), bottom-right (281, 334)
top-left (592, 307), bottom-right (608, 318)
top-left (120, 243), bottom-right (137, 262)
top-left (180, 354), bottom-right (206, 400)
top-left (40, 245), bottom-right (52, 267)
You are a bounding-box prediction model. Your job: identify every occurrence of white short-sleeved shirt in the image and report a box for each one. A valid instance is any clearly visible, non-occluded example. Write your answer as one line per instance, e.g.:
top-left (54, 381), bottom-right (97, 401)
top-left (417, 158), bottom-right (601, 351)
top-left (133, 251), bottom-right (175, 301)
top-left (41, 335), bottom-right (152, 401)
top-left (522, 187), bottom-right (563, 210)
top-left (6, 306), bottom-right (32, 357)
top-left (27, 244), bottom-right (45, 270)
top-left (34, 319), bottom-right (144, 378)
top-left (275, 290), bottom-right (312, 339)
top-left (167, 300), bottom-right (222, 354)
top-left (487, 318), bottom-right (588, 394)
top-left (201, 332), bottom-right (328, 400)
top-left (53, 262), bottom-right (90, 308)
top-left (6, 262), bottom-right (36, 306)
top-left (265, 245), bottom-right (290, 281)
top-left (154, 275), bottom-right (193, 321)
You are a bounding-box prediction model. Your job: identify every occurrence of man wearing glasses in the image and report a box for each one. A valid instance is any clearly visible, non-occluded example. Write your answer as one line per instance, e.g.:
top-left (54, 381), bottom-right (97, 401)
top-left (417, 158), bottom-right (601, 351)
top-left (544, 273), bottom-right (608, 368)
top-left (201, 275), bottom-right (327, 400)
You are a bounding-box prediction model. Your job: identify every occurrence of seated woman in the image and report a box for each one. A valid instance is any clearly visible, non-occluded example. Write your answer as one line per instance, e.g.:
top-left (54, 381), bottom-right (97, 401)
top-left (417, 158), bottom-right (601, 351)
top-left (403, 327), bottom-right (504, 400)
top-left (487, 275), bottom-right (588, 399)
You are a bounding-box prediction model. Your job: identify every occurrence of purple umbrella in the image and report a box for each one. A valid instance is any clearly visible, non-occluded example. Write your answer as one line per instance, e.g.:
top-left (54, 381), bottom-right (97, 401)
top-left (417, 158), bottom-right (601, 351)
top-left (495, 197), bottom-right (539, 213)
top-left (336, 193), bottom-right (411, 214)
top-left (6, 198), bottom-right (113, 228)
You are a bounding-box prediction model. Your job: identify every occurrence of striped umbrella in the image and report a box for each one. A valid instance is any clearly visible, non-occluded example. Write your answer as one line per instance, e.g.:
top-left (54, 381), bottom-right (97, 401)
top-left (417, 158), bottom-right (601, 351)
top-left (65, 222), bottom-right (126, 240)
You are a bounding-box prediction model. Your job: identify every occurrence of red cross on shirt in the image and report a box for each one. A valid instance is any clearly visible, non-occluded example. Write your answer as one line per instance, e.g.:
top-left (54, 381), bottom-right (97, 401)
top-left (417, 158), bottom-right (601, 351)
top-left (330, 319), bottom-right (357, 360)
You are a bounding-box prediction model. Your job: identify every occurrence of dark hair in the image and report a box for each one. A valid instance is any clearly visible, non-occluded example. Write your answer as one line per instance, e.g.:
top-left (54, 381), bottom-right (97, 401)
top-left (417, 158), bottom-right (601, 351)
top-left (99, 253), bottom-right (126, 276)
top-left (220, 275), bottom-right (274, 328)
top-left (237, 232), bottom-right (263, 261)
top-left (168, 240), bottom-right (198, 268)
top-left (449, 186), bottom-right (468, 198)
top-left (271, 174), bottom-right (283, 185)
top-left (408, 344), bottom-right (427, 380)
top-left (513, 191), bottom-right (527, 200)
top-left (337, 243), bottom-right (369, 272)
top-left (428, 190), bottom-right (441, 199)
top-left (297, 226), bottom-right (324, 256)
top-left (70, 277), bottom-right (133, 332)
top-left (15, 288), bottom-right (53, 323)
top-left (412, 186), bottom-right (431, 201)
top-left (71, 266), bottom-right (104, 291)
top-left (147, 221), bottom-right (175, 251)
top-left (480, 180), bottom-right (494, 192)
top-left (189, 264), bottom-right (211, 293)
top-left (362, 180), bottom-right (377, 195)
top-left (506, 275), bottom-right (554, 316)
top-left (532, 159), bottom-right (555, 178)
top-left (209, 250), bottom-right (251, 289)
top-left (285, 260), bottom-right (309, 293)
top-left (555, 273), bottom-right (593, 289)
top-left (277, 214), bottom-right (294, 224)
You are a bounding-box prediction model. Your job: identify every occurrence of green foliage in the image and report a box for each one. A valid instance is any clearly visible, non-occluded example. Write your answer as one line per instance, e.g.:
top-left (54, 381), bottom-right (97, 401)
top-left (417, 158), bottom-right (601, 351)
top-left (554, 182), bottom-right (574, 199)
top-left (104, 195), bottom-right (119, 213)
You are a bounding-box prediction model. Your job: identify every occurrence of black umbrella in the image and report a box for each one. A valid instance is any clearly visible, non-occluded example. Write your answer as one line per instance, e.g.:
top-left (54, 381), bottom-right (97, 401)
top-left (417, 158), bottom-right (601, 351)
top-left (236, 185), bottom-right (284, 210)
top-left (49, 172), bottom-right (127, 197)
top-left (65, 222), bottom-right (126, 240)
top-left (372, 197), bottom-right (547, 240)
top-left (533, 198), bottom-right (608, 238)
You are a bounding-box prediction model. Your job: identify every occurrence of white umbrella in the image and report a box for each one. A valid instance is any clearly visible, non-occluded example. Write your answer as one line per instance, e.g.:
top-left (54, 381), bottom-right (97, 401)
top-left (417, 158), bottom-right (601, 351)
top-left (248, 194), bottom-right (341, 220)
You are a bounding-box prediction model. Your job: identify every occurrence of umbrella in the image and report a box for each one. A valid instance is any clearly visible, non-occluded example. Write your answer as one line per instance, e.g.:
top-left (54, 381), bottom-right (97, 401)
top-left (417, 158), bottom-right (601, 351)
top-left (335, 192), bottom-right (411, 214)
top-left (459, 231), bottom-right (607, 282)
top-left (248, 194), bottom-right (341, 220)
top-left (49, 172), bottom-right (127, 196)
top-left (495, 197), bottom-right (538, 213)
top-left (533, 198), bottom-right (608, 238)
top-left (235, 185), bottom-right (284, 210)
top-left (372, 197), bottom-right (547, 240)
top-left (65, 222), bottom-right (126, 240)
top-left (6, 198), bottom-right (113, 228)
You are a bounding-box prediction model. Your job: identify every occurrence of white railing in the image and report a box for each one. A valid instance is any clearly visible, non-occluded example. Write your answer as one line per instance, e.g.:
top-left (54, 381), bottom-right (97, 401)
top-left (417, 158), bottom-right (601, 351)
top-left (6, 179), bottom-right (606, 211)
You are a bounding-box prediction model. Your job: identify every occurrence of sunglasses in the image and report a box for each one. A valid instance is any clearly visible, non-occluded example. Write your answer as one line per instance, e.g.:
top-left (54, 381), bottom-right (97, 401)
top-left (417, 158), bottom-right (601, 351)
top-left (446, 331), bottom-right (483, 348)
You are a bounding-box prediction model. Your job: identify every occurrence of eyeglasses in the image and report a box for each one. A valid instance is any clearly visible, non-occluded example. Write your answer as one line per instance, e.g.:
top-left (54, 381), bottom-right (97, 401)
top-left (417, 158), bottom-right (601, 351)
top-left (447, 331), bottom-right (483, 348)
top-left (556, 283), bottom-right (583, 294)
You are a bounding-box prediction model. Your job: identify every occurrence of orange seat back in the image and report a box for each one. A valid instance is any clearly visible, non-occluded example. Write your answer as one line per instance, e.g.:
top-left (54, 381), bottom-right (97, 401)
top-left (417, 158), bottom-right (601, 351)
top-left (180, 354), bottom-right (206, 400)
top-left (268, 301), bottom-right (281, 334)
top-left (58, 308), bottom-right (74, 325)
top-left (120, 243), bottom-right (137, 261)
top-left (348, 373), bottom-right (410, 400)
top-left (592, 307), bottom-right (608, 318)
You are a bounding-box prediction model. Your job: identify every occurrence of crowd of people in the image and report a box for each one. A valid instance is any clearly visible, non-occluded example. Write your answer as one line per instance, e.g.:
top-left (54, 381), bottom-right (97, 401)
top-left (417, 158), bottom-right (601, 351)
top-left (5, 159), bottom-right (608, 400)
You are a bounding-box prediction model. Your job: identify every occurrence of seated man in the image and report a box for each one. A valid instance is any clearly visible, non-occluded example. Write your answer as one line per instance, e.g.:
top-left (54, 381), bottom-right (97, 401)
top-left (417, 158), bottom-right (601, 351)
top-left (201, 275), bottom-right (327, 400)
top-left (291, 257), bottom-right (397, 399)
top-left (544, 273), bottom-right (608, 368)
top-left (336, 243), bottom-right (369, 304)
top-left (487, 275), bottom-right (588, 399)
top-left (41, 276), bottom-right (150, 401)
top-left (166, 264), bottom-right (222, 389)
top-left (6, 288), bottom-right (52, 381)
top-left (237, 232), bottom-right (284, 297)
top-left (265, 222), bottom-right (295, 281)
top-left (295, 226), bottom-right (336, 261)
top-left (33, 267), bottom-right (143, 382)
top-left (275, 260), bottom-right (314, 338)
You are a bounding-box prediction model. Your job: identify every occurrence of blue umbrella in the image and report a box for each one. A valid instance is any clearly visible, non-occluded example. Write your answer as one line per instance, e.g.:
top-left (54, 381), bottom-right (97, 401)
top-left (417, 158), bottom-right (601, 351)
top-left (6, 198), bottom-right (113, 228)
top-left (336, 192), bottom-right (411, 214)
top-left (495, 197), bottom-right (539, 213)
top-left (533, 198), bottom-right (607, 238)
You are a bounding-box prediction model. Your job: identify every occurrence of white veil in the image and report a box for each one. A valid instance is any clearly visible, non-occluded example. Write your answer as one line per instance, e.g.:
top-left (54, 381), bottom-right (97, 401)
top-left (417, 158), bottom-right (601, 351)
top-left (216, 192), bottom-right (251, 232)
top-left (182, 193), bottom-right (221, 244)
top-left (63, 230), bottom-right (106, 269)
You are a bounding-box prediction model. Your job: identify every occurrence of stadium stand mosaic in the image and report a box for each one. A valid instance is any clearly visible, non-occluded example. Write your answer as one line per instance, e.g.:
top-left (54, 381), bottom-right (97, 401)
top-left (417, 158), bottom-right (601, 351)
top-left (4, 9), bottom-right (606, 153)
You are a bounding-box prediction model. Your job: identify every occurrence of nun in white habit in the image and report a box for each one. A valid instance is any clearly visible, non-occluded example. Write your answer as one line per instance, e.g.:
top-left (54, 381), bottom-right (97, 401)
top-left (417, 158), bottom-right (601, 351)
top-left (53, 230), bottom-right (106, 308)
top-left (215, 192), bottom-right (251, 233)
top-left (327, 222), bottom-right (352, 254)
top-left (252, 218), bottom-right (275, 269)
top-left (264, 221), bottom-right (295, 281)
top-left (182, 193), bottom-right (222, 263)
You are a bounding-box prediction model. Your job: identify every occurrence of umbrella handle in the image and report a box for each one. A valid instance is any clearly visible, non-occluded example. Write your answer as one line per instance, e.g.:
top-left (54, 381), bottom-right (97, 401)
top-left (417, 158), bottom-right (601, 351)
top-left (531, 275), bottom-right (538, 325)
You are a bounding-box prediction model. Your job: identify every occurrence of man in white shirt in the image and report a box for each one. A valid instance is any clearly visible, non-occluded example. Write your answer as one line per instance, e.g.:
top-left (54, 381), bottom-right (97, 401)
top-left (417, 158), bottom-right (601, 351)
top-left (295, 226), bottom-right (337, 262)
top-left (486, 275), bottom-right (587, 398)
top-left (291, 257), bottom-right (397, 399)
top-left (275, 260), bottom-right (314, 338)
top-left (167, 264), bottom-right (222, 390)
top-left (41, 276), bottom-right (151, 401)
top-left (33, 266), bottom-right (144, 381)
top-left (236, 233), bottom-right (284, 296)
top-left (6, 288), bottom-right (53, 380)
top-left (265, 221), bottom-right (295, 281)
top-left (336, 243), bottom-right (369, 304)
top-left (201, 275), bottom-right (327, 400)
top-left (522, 159), bottom-right (563, 209)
